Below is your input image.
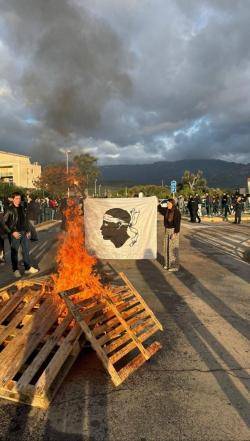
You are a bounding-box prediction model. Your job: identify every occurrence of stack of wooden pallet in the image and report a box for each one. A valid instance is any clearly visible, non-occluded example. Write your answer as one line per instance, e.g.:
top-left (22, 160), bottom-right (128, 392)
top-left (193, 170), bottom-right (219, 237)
top-left (0, 279), bottom-right (84, 408)
top-left (0, 272), bottom-right (163, 408)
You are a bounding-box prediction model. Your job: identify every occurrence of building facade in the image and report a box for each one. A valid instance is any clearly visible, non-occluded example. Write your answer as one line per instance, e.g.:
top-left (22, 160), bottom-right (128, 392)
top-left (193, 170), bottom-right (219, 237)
top-left (0, 150), bottom-right (41, 188)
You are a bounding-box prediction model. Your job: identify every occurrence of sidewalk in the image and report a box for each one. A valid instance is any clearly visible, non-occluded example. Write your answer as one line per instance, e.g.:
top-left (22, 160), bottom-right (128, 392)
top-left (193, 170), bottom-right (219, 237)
top-left (182, 213), bottom-right (250, 223)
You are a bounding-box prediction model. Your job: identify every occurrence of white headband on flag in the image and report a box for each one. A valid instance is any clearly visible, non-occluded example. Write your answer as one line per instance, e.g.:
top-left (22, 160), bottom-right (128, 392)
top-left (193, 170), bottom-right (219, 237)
top-left (103, 208), bottom-right (140, 246)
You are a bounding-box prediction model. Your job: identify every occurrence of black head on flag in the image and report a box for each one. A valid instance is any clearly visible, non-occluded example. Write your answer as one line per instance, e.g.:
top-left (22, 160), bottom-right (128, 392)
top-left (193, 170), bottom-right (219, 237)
top-left (100, 208), bottom-right (140, 248)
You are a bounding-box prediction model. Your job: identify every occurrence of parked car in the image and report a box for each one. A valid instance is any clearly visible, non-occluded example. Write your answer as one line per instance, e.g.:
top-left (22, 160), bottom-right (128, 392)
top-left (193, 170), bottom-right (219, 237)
top-left (159, 198), bottom-right (168, 207)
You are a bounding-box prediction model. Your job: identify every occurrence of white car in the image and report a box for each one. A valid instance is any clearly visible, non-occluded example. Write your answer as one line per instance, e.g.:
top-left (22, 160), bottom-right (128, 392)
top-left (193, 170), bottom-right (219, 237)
top-left (159, 198), bottom-right (169, 208)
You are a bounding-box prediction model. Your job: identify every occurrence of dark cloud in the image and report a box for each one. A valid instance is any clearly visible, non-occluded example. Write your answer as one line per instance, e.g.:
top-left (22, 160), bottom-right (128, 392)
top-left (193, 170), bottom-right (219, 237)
top-left (0, 0), bottom-right (132, 149)
top-left (0, 0), bottom-right (250, 164)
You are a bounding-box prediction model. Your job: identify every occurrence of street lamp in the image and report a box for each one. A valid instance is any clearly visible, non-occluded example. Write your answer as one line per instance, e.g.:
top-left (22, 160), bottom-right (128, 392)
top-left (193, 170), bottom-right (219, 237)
top-left (65, 150), bottom-right (71, 174)
top-left (65, 150), bottom-right (71, 198)
top-left (59, 149), bottom-right (71, 197)
top-left (94, 178), bottom-right (97, 197)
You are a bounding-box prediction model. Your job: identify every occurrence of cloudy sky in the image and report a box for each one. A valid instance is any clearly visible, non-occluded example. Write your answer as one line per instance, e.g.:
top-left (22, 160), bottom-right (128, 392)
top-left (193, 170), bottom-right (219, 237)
top-left (0, 0), bottom-right (250, 165)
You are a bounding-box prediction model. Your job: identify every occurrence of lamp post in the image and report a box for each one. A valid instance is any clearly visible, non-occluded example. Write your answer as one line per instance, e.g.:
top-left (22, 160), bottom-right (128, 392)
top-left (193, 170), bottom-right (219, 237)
top-left (94, 178), bottom-right (97, 197)
top-left (60, 149), bottom-right (71, 198)
top-left (65, 150), bottom-right (71, 174)
top-left (66, 150), bottom-right (71, 198)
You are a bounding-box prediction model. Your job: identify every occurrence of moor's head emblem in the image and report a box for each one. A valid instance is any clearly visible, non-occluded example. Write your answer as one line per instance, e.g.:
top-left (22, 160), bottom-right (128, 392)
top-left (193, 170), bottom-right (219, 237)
top-left (100, 208), bottom-right (140, 248)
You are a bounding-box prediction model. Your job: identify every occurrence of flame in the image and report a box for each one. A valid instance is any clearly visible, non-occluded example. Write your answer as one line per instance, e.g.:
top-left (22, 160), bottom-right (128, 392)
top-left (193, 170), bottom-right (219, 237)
top-left (52, 199), bottom-right (112, 302)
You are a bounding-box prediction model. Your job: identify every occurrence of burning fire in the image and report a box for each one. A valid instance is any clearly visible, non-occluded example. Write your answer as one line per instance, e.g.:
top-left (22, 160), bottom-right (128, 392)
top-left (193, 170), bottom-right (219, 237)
top-left (52, 199), bottom-right (111, 301)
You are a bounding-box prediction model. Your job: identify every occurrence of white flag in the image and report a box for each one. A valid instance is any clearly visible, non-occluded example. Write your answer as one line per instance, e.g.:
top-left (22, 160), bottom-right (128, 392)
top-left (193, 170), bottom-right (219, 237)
top-left (84, 196), bottom-right (157, 259)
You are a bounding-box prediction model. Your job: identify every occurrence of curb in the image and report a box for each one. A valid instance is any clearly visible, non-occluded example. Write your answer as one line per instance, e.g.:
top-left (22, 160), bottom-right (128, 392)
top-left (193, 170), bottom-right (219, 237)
top-left (183, 216), bottom-right (250, 223)
top-left (36, 220), bottom-right (61, 231)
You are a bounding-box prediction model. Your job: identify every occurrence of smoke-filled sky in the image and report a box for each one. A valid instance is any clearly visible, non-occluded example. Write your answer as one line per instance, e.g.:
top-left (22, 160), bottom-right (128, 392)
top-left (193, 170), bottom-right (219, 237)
top-left (0, 0), bottom-right (250, 165)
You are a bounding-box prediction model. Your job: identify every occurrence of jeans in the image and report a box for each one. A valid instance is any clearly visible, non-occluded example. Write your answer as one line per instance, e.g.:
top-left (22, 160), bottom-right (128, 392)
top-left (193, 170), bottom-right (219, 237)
top-left (10, 232), bottom-right (31, 271)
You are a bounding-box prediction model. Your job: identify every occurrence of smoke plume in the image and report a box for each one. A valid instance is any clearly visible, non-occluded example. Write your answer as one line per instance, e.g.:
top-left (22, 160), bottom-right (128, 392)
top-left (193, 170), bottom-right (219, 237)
top-left (0, 0), bottom-right (132, 158)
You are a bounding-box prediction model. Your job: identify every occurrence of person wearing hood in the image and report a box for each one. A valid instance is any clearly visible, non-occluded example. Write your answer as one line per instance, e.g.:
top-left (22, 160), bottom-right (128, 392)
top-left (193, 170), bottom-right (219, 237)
top-left (158, 198), bottom-right (181, 271)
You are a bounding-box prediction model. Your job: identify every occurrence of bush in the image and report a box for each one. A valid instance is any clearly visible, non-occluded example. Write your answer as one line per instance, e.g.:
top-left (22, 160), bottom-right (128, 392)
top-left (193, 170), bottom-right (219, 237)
top-left (0, 182), bottom-right (26, 199)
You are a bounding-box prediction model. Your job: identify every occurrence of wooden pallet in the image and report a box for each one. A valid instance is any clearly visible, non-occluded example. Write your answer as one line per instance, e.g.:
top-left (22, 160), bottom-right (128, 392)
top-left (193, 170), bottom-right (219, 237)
top-left (0, 279), bottom-right (84, 408)
top-left (59, 272), bottom-right (163, 386)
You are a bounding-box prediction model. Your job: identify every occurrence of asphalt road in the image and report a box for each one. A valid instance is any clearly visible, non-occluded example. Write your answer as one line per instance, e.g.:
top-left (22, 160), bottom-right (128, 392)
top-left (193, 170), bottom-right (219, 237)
top-left (0, 218), bottom-right (249, 441)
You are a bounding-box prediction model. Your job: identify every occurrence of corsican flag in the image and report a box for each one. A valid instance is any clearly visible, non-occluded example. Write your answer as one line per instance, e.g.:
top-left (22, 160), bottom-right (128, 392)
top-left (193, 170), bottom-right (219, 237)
top-left (84, 196), bottom-right (157, 259)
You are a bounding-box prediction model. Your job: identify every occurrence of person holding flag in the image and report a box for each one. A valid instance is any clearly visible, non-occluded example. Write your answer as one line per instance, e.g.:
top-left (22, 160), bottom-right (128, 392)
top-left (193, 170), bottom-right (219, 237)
top-left (158, 198), bottom-right (181, 272)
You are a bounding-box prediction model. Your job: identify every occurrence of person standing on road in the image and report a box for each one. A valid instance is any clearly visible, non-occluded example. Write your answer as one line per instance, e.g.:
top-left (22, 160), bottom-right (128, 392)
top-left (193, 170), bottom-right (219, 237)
top-left (194, 194), bottom-right (201, 223)
top-left (187, 196), bottom-right (197, 223)
top-left (178, 195), bottom-right (185, 214)
top-left (222, 193), bottom-right (230, 221)
top-left (213, 196), bottom-right (219, 215)
top-left (2, 192), bottom-right (39, 278)
top-left (205, 193), bottom-right (213, 216)
top-left (158, 198), bottom-right (181, 272)
top-left (233, 196), bottom-right (244, 224)
top-left (27, 197), bottom-right (40, 225)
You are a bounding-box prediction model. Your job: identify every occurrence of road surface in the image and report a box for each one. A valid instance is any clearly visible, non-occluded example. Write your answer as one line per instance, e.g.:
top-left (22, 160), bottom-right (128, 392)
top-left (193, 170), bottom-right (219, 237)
top-left (0, 218), bottom-right (249, 441)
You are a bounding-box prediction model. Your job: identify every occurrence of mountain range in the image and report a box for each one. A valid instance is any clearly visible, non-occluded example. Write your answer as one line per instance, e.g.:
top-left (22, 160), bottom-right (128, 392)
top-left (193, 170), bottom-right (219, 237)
top-left (100, 159), bottom-right (250, 189)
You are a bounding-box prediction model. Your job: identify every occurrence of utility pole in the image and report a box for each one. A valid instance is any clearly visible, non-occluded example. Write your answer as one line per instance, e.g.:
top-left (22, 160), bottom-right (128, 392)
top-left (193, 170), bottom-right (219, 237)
top-left (63, 149), bottom-right (71, 198)
top-left (99, 184), bottom-right (101, 197)
top-left (65, 150), bottom-right (71, 198)
top-left (94, 179), bottom-right (97, 197)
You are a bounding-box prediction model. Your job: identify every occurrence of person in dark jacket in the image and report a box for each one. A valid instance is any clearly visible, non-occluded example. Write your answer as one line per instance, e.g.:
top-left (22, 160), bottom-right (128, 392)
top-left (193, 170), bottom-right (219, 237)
top-left (221, 193), bottom-right (230, 220)
top-left (158, 198), bottom-right (181, 271)
top-left (2, 192), bottom-right (39, 278)
top-left (233, 196), bottom-right (244, 224)
top-left (205, 193), bottom-right (213, 216)
top-left (27, 197), bottom-right (40, 225)
top-left (187, 196), bottom-right (199, 222)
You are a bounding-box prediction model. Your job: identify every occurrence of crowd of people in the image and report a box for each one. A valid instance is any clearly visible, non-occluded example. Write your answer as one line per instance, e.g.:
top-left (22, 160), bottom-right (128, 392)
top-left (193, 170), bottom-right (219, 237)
top-left (176, 193), bottom-right (249, 224)
top-left (0, 195), bottom-right (59, 223)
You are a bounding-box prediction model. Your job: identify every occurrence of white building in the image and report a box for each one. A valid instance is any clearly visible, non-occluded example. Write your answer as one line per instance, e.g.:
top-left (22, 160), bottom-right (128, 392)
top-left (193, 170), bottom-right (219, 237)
top-left (0, 150), bottom-right (41, 188)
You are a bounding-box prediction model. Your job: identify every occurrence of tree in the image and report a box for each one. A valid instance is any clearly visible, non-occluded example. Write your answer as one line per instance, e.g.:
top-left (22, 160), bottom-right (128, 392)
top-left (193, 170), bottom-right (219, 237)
top-left (34, 165), bottom-right (67, 198)
top-left (181, 170), bottom-right (207, 192)
top-left (34, 164), bottom-right (86, 198)
top-left (127, 185), bottom-right (170, 199)
top-left (73, 153), bottom-right (100, 187)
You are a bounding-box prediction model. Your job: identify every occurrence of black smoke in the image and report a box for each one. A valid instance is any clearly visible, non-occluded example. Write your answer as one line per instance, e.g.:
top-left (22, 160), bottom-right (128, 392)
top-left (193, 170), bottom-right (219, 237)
top-left (0, 0), bottom-right (132, 160)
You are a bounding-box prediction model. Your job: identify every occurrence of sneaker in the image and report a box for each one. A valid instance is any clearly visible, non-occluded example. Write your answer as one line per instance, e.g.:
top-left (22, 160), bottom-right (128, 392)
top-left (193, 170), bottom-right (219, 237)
top-left (24, 266), bottom-right (39, 275)
top-left (163, 265), bottom-right (168, 270)
top-left (168, 268), bottom-right (179, 272)
top-left (13, 270), bottom-right (22, 278)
